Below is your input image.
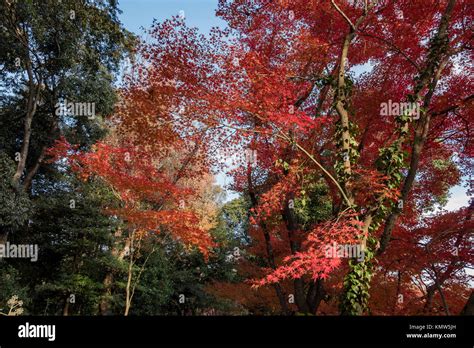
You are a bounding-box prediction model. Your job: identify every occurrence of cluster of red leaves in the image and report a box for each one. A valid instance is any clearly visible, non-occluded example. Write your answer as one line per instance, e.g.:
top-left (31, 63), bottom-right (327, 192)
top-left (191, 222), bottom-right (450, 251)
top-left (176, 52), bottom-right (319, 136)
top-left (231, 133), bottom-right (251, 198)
top-left (249, 167), bottom-right (301, 225)
top-left (43, 0), bottom-right (473, 314)
top-left (348, 169), bottom-right (400, 208)
top-left (372, 207), bottom-right (473, 314)
top-left (47, 134), bottom-right (215, 257)
top-left (253, 213), bottom-right (364, 287)
top-left (213, 0), bottom-right (473, 295)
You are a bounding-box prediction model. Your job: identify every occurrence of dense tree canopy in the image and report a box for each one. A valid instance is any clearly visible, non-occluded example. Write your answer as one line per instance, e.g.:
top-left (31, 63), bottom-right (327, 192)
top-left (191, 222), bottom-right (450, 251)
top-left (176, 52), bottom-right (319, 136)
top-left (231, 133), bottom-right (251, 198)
top-left (0, 0), bottom-right (472, 317)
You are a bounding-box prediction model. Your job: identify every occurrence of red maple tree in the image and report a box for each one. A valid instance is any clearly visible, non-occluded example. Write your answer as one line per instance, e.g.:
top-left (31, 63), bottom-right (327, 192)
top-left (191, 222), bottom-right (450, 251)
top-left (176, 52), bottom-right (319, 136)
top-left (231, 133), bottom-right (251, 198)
top-left (48, 0), bottom-right (473, 315)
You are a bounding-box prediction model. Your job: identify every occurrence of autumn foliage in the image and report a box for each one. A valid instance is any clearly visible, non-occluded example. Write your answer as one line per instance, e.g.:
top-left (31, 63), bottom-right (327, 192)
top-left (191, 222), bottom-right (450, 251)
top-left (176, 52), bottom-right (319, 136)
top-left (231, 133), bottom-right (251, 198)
top-left (46, 0), bottom-right (473, 315)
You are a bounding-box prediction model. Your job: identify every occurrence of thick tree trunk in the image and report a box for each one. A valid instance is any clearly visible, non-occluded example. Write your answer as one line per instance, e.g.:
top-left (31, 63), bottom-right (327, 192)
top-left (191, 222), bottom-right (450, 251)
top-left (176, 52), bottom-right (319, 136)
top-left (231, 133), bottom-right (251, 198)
top-left (378, 0), bottom-right (456, 254)
top-left (339, 0), bottom-right (456, 316)
top-left (306, 278), bottom-right (326, 314)
top-left (423, 286), bottom-right (436, 314)
top-left (12, 53), bottom-right (41, 189)
top-left (23, 145), bottom-right (47, 192)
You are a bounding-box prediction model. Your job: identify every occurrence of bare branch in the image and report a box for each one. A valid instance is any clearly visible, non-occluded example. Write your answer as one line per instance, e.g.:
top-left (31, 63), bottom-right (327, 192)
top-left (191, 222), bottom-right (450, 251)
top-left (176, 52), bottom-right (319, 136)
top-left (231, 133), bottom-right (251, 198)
top-left (331, 0), bottom-right (355, 30)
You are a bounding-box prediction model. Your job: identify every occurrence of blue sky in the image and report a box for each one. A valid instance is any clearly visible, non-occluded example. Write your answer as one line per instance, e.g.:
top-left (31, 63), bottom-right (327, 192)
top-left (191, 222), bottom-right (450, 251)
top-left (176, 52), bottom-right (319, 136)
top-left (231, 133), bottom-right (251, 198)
top-left (116, 0), bottom-right (471, 209)
top-left (118, 0), bottom-right (226, 36)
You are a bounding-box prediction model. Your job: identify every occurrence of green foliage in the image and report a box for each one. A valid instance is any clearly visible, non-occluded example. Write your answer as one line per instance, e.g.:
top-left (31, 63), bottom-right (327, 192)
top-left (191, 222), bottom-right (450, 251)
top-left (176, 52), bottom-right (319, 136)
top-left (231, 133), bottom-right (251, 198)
top-left (0, 0), bottom-right (135, 165)
top-left (10, 177), bottom-right (121, 315)
top-left (0, 263), bottom-right (30, 315)
top-left (129, 231), bottom-right (240, 315)
top-left (213, 197), bottom-right (251, 245)
top-left (340, 236), bottom-right (377, 316)
top-left (0, 0), bottom-right (136, 315)
top-left (293, 179), bottom-right (332, 229)
top-left (0, 153), bottom-right (31, 229)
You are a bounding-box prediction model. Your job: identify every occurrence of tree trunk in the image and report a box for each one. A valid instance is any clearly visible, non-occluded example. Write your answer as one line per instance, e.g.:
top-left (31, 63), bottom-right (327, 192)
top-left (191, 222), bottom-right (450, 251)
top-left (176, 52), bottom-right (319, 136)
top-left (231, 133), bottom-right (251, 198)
top-left (63, 297), bottom-right (70, 316)
top-left (306, 278), bottom-right (326, 314)
top-left (100, 228), bottom-right (130, 315)
top-left (460, 291), bottom-right (474, 315)
top-left (12, 52), bottom-right (41, 189)
top-left (378, 0), bottom-right (456, 254)
top-left (124, 230), bottom-right (135, 316)
top-left (99, 273), bottom-right (114, 315)
top-left (282, 194), bottom-right (310, 313)
top-left (0, 228), bottom-right (8, 245)
top-left (247, 166), bottom-right (290, 314)
top-left (23, 145), bottom-right (47, 192)
top-left (423, 286), bottom-right (436, 314)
